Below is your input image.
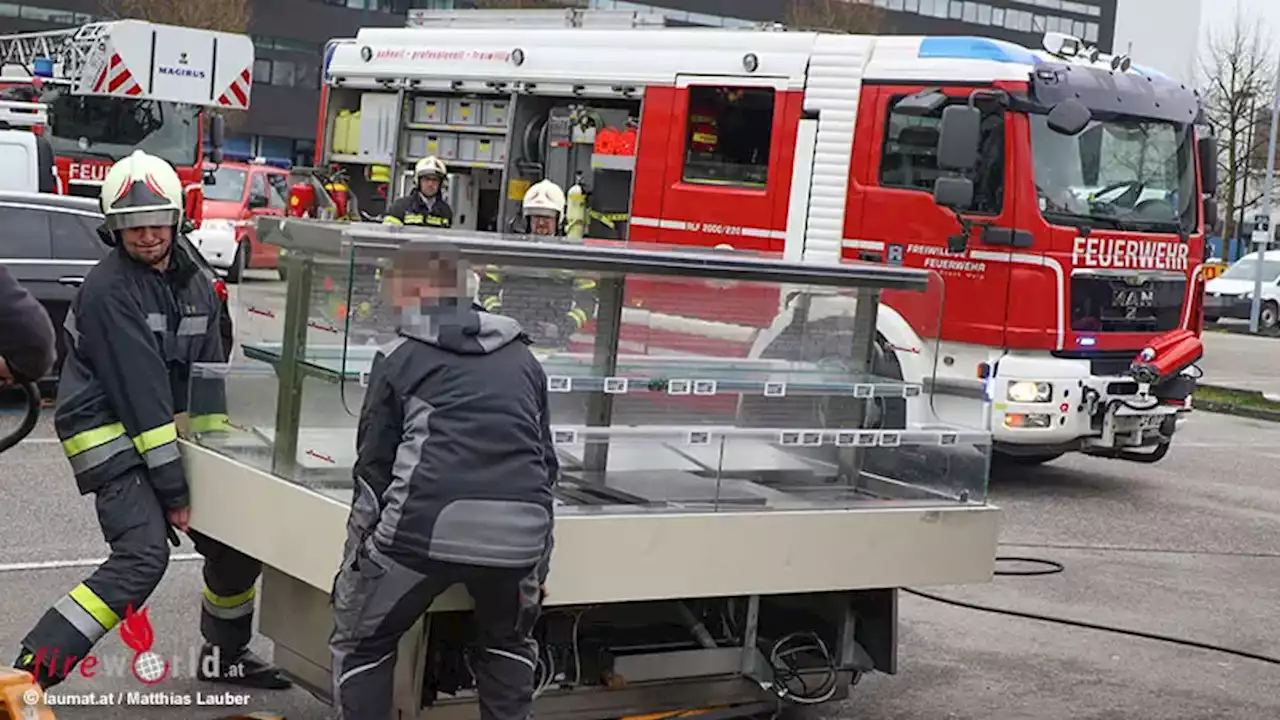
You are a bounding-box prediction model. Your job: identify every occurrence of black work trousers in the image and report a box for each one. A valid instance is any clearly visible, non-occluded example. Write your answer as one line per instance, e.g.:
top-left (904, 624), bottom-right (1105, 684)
top-left (330, 537), bottom-right (544, 720)
top-left (22, 469), bottom-right (262, 679)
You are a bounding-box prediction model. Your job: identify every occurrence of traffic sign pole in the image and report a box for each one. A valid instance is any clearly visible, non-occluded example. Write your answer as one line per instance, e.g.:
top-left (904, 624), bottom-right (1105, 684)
top-left (1249, 67), bottom-right (1280, 333)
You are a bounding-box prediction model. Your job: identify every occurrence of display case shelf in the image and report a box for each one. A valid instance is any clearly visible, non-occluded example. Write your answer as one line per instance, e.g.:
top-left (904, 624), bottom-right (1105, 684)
top-left (239, 341), bottom-right (923, 399)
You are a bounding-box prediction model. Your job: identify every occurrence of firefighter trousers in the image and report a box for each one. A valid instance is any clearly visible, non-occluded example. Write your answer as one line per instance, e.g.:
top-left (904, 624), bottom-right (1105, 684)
top-left (330, 537), bottom-right (544, 720)
top-left (21, 468), bottom-right (262, 679)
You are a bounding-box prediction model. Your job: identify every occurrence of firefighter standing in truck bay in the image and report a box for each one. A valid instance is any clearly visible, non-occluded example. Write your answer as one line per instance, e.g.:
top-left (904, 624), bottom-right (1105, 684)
top-left (478, 179), bottom-right (597, 349)
top-left (383, 156), bottom-right (453, 228)
top-left (12, 150), bottom-right (290, 691)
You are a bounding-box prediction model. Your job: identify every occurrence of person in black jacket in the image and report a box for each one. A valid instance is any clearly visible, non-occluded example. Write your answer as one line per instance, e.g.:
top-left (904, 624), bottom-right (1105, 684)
top-left (383, 156), bottom-right (453, 228)
top-left (0, 264), bottom-right (56, 386)
top-left (12, 150), bottom-right (290, 691)
top-left (330, 244), bottom-right (556, 720)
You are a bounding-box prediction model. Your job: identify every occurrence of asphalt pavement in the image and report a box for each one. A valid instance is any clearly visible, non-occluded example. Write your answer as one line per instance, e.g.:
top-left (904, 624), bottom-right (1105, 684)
top-left (1200, 327), bottom-right (1280, 395)
top-left (0, 275), bottom-right (1275, 719)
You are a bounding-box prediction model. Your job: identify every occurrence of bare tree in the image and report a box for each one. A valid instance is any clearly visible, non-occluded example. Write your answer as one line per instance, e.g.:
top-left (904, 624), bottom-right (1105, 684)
top-left (100, 0), bottom-right (252, 33)
top-left (785, 0), bottom-right (884, 33)
top-left (1200, 10), bottom-right (1275, 248)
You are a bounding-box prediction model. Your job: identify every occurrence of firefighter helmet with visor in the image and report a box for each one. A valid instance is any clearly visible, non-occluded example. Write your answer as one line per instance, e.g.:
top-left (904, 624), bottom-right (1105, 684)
top-left (522, 179), bottom-right (566, 219)
top-left (99, 150), bottom-right (184, 232)
top-left (415, 156), bottom-right (448, 180)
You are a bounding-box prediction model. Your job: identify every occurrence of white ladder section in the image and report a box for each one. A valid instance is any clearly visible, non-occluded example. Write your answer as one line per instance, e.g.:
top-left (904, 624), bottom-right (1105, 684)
top-left (0, 23), bottom-right (112, 82)
top-left (798, 35), bottom-right (874, 265)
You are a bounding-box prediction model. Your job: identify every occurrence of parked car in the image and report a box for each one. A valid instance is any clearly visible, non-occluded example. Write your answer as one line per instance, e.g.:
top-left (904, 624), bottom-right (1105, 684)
top-left (1203, 249), bottom-right (1280, 330)
top-left (196, 158), bottom-right (291, 283)
top-left (0, 191), bottom-right (233, 382)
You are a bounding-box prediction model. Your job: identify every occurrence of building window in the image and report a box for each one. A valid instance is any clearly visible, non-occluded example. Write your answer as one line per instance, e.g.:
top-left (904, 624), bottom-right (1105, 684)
top-left (683, 86), bottom-right (774, 189)
top-left (252, 59), bottom-right (272, 85)
top-left (1084, 21), bottom-right (1099, 42)
top-left (271, 60), bottom-right (297, 87)
top-left (992, 7), bottom-right (1004, 26)
top-left (949, 1), bottom-right (963, 20)
top-left (880, 97), bottom-right (1005, 215)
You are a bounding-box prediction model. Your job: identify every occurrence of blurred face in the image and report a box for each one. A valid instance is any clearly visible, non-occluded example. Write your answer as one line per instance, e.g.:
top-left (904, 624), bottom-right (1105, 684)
top-left (387, 254), bottom-right (465, 308)
top-left (529, 215), bottom-right (558, 236)
top-left (418, 175), bottom-right (441, 197)
top-left (121, 225), bottom-right (173, 269)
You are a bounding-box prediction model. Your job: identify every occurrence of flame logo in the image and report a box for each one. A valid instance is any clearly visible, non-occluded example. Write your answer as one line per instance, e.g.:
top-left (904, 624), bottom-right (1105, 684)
top-left (120, 605), bottom-right (170, 685)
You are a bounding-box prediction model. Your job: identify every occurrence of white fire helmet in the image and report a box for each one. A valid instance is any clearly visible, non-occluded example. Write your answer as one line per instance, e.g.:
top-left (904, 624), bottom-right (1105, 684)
top-left (99, 150), bottom-right (184, 232)
top-left (415, 155), bottom-right (448, 180)
top-left (522, 179), bottom-right (566, 219)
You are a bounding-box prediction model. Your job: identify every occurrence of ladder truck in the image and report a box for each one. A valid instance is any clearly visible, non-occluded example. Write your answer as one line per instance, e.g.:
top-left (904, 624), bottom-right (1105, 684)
top-left (0, 19), bottom-right (256, 224)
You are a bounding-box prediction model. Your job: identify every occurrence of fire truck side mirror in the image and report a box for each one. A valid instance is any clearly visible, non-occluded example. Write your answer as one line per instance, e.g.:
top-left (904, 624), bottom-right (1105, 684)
top-left (1203, 198), bottom-right (1219, 234)
top-left (933, 176), bottom-right (974, 211)
top-left (1046, 99), bottom-right (1091, 136)
top-left (1198, 136), bottom-right (1218, 196)
top-left (208, 147), bottom-right (224, 165)
top-left (936, 105), bottom-right (980, 172)
top-left (210, 114), bottom-right (227, 149)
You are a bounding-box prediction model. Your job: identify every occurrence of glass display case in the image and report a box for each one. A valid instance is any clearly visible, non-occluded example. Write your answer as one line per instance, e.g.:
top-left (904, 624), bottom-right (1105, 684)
top-left (178, 218), bottom-right (1002, 714)
top-left (189, 219), bottom-right (991, 516)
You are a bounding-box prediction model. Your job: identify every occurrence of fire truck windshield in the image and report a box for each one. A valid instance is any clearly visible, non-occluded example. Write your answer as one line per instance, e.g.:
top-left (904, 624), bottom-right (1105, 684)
top-left (1031, 115), bottom-right (1197, 234)
top-left (43, 93), bottom-right (200, 168)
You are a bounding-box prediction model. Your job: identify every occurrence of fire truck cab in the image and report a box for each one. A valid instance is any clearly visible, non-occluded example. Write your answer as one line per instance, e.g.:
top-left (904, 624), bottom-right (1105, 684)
top-left (317, 18), bottom-right (1214, 465)
top-left (0, 20), bottom-right (256, 225)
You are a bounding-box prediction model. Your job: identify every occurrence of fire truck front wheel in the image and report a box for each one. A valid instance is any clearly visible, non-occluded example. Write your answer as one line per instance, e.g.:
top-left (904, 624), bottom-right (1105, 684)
top-left (225, 240), bottom-right (248, 284)
top-left (1260, 301), bottom-right (1279, 330)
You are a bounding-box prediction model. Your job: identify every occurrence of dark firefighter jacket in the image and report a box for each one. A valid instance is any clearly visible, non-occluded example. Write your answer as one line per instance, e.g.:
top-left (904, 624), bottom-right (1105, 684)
top-left (0, 264), bottom-right (56, 382)
top-left (477, 267), bottom-right (597, 349)
top-left (383, 192), bottom-right (453, 228)
top-left (54, 237), bottom-right (228, 508)
top-left (350, 302), bottom-right (556, 573)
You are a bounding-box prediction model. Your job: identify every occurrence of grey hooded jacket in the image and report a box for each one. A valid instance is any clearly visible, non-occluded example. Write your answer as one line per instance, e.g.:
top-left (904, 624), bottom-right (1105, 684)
top-left (351, 301), bottom-right (558, 573)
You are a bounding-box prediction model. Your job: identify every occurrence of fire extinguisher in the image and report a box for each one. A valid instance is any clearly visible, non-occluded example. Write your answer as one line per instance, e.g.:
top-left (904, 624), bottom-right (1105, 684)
top-left (565, 180), bottom-right (588, 241)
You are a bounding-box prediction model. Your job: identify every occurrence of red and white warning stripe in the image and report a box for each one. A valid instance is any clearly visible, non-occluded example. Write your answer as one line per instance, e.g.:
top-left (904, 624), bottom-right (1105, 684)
top-left (216, 68), bottom-right (251, 109)
top-left (91, 53), bottom-right (143, 97)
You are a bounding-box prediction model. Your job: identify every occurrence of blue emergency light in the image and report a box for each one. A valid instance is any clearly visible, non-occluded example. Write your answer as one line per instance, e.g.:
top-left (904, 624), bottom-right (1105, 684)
top-left (32, 57), bottom-right (54, 78)
top-left (917, 37), bottom-right (1041, 66)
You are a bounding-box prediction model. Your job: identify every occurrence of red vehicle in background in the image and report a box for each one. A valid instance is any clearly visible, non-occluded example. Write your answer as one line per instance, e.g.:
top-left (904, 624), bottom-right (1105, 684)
top-left (195, 158), bottom-right (292, 282)
top-left (0, 20), bottom-right (255, 222)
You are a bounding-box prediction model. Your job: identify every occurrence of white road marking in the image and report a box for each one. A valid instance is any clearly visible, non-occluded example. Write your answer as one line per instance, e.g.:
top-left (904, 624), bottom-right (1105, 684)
top-left (0, 554), bottom-right (202, 573)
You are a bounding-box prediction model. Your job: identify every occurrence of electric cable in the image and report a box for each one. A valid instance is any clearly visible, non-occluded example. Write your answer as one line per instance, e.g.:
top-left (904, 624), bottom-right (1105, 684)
top-left (904, 555), bottom-right (1280, 667)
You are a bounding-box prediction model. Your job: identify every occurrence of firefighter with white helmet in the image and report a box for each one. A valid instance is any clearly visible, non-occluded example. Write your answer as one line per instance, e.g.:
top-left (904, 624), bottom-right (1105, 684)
top-left (383, 155), bottom-right (453, 228)
top-left (477, 179), bottom-right (597, 349)
top-left (522, 178), bottom-right (566, 236)
top-left (12, 150), bottom-right (290, 692)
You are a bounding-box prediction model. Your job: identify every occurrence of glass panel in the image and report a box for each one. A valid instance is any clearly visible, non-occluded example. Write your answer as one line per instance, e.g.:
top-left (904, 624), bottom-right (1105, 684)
top-left (190, 223), bottom-right (988, 516)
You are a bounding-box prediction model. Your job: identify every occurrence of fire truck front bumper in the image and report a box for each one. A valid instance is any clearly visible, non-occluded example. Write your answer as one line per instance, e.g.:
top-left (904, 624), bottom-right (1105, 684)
top-left (988, 354), bottom-right (1194, 457)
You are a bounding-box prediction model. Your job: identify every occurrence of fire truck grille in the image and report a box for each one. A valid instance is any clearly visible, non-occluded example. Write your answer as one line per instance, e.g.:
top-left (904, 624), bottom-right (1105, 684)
top-left (1069, 275), bottom-right (1185, 334)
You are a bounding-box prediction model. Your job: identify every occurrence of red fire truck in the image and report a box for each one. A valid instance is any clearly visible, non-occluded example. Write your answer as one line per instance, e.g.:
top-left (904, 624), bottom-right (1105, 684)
top-left (312, 14), bottom-right (1215, 465)
top-left (0, 19), bottom-right (255, 223)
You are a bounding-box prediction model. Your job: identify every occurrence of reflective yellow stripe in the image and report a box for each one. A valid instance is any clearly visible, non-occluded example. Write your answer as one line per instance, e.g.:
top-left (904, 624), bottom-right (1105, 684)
top-left (568, 307), bottom-right (589, 329)
top-left (482, 296), bottom-right (502, 311)
top-left (132, 423), bottom-right (178, 454)
top-left (61, 422), bottom-right (127, 457)
top-left (382, 216), bottom-right (404, 226)
top-left (574, 278), bottom-right (597, 291)
top-left (404, 213), bottom-right (425, 224)
top-left (69, 583), bottom-right (120, 630)
top-left (204, 586), bottom-right (256, 609)
top-left (189, 413), bottom-right (230, 433)
top-left (425, 215), bottom-right (448, 226)
top-left (485, 271), bottom-right (502, 283)
top-left (692, 132), bottom-right (717, 144)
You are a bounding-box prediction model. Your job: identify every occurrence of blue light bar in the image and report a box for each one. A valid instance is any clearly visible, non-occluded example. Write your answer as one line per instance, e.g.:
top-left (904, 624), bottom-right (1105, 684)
top-left (32, 57), bottom-right (54, 78)
top-left (918, 37), bottom-right (1041, 66)
top-left (1130, 63), bottom-right (1172, 82)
